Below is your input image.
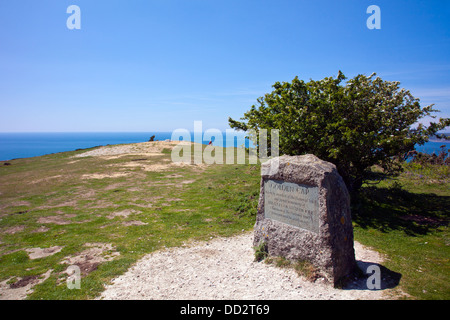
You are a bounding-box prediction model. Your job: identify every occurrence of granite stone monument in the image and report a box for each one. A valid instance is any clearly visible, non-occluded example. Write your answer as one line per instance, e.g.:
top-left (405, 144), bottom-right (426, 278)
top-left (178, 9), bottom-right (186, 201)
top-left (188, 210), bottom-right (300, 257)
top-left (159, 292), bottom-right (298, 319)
top-left (253, 154), bottom-right (356, 286)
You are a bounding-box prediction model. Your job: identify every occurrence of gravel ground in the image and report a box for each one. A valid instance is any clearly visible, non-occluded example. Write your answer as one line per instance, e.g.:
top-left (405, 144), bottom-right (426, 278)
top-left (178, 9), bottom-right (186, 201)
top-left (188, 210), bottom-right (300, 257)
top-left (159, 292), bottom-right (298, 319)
top-left (73, 141), bottom-right (190, 158)
top-left (99, 232), bottom-right (392, 300)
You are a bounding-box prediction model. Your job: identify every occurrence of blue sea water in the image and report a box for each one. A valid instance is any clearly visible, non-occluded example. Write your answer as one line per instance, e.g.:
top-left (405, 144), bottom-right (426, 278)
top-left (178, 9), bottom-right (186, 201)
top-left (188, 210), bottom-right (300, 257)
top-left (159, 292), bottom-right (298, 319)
top-left (414, 139), bottom-right (449, 156)
top-left (0, 132), bottom-right (448, 161)
top-left (0, 132), bottom-right (251, 161)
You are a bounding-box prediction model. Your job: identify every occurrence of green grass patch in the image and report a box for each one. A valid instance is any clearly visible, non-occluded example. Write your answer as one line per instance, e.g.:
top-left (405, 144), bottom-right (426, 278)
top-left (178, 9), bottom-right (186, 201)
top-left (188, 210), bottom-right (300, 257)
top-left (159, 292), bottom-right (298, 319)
top-left (0, 143), bottom-right (260, 299)
top-left (352, 163), bottom-right (449, 299)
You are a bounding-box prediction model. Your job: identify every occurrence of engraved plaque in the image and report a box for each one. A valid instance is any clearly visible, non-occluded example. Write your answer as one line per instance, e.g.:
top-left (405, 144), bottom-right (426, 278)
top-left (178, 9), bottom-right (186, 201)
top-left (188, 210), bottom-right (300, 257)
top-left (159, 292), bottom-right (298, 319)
top-left (264, 179), bottom-right (319, 233)
top-left (255, 155), bottom-right (355, 285)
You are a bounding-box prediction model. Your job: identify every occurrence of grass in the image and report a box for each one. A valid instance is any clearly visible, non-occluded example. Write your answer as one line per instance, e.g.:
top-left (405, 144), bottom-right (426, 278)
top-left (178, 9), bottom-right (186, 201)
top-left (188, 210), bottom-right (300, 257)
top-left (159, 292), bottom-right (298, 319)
top-left (253, 241), bottom-right (268, 262)
top-left (0, 143), bottom-right (448, 300)
top-left (0, 142), bottom-right (260, 299)
top-left (352, 163), bottom-right (449, 300)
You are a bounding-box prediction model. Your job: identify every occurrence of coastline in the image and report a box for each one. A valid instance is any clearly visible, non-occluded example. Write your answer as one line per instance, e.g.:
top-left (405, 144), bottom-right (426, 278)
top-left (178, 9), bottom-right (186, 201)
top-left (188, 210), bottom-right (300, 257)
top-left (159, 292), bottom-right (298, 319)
top-left (0, 131), bottom-right (252, 161)
top-left (1, 132), bottom-right (448, 162)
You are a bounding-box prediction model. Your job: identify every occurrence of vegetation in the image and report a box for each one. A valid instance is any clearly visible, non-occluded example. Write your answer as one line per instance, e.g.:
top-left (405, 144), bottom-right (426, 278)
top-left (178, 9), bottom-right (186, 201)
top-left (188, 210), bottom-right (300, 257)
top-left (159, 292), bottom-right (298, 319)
top-left (407, 144), bottom-right (449, 166)
top-left (352, 162), bottom-right (449, 299)
top-left (0, 141), bottom-right (448, 299)
top-left (253, 241), bottom-right (268, 262)
top-left (0, 143), bottom-right (260, 299)
top-left (229, 72), bottom-right (450, 192)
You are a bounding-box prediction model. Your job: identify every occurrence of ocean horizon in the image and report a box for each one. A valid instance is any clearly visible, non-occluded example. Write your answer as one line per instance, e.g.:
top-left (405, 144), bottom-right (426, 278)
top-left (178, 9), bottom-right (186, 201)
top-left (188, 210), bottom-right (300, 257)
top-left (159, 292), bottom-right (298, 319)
top-left (0, 132), bottom-right (448, 162)
top-left (0, 132), bottom-right (251, 161)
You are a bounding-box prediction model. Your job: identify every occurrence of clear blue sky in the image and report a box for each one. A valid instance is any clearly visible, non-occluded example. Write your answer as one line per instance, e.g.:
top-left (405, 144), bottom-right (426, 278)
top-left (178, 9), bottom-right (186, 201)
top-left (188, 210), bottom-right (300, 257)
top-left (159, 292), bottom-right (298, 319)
top-left (0, 0), bottom-right (449, 132)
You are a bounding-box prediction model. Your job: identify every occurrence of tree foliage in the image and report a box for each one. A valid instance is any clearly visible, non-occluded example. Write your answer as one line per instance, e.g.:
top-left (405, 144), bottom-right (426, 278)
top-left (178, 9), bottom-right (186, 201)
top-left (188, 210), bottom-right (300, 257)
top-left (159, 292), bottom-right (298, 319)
top-left (229, 71), bottom-right (450, 192)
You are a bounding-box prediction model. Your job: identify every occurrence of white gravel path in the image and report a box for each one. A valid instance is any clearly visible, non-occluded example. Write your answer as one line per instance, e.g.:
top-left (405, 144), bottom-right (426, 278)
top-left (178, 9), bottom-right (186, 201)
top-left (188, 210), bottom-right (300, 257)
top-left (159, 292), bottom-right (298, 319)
top-left (73, 140), bottom-right (191, 158)
top-left (99, 232), bottom-right (392, 300)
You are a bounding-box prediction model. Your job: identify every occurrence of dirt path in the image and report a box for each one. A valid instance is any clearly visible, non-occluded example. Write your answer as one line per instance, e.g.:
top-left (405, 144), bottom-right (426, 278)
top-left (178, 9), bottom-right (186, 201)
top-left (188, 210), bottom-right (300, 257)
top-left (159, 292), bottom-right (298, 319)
top-left (100, 232), bottom-right (395, 300)
top-left (73, 140), bottom-right (190, 158)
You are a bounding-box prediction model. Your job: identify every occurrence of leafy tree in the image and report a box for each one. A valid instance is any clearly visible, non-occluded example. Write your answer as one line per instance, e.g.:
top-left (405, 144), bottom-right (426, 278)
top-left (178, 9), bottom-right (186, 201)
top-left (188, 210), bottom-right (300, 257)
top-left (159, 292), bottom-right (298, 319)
top-left (229, 71), bottom-right (450, 193)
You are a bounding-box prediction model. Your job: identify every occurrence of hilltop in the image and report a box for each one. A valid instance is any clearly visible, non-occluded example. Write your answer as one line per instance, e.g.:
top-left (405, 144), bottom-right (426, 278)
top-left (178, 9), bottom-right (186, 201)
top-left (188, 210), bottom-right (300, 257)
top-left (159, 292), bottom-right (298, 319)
top-left (0, 141), bottom-right (448, 300)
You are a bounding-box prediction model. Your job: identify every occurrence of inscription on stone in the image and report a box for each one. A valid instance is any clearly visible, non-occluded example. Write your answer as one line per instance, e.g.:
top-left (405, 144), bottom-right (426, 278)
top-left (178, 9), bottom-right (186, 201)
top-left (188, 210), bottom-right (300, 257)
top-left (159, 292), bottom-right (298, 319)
top-left (254, 155), bottom-right (356, 285)
top-left (264, 179), bottom-right (319, 233)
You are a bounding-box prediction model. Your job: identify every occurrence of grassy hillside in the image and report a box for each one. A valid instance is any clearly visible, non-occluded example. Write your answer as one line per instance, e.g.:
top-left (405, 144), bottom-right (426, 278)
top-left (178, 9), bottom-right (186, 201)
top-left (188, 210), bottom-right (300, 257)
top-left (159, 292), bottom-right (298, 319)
top-left (352, 162), bottom-right (449, 299)
top-left (0, 142), bottom-right (260, 299)
top-left (0, 141), bottom-right (448, 299)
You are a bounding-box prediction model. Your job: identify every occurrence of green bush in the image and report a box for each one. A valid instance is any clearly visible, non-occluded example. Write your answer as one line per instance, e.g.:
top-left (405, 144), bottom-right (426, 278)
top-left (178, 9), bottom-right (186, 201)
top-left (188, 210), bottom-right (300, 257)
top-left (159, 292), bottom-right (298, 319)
top-left (229, 71), bottom-right (450, 193)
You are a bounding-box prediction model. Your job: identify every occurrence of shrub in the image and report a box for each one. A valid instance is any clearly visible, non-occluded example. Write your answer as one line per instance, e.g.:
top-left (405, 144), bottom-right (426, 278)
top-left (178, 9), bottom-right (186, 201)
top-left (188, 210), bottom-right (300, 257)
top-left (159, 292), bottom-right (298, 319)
top-left (229, 71), bottom-right (450, 193)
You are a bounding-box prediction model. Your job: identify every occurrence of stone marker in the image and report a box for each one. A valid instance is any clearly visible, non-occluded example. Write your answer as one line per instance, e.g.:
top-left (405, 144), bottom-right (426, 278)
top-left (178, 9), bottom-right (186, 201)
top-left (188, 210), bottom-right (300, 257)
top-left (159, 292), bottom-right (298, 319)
top-left (253, 154), bottom-right (356, 286)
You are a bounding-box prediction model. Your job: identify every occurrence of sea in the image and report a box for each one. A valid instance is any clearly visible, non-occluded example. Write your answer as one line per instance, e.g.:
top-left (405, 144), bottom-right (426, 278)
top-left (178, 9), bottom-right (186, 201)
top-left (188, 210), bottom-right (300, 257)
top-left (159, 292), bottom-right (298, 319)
top-left (0, 132), bottom-right (251, 161)
top-left (0, 132), bottom-right (448, 161)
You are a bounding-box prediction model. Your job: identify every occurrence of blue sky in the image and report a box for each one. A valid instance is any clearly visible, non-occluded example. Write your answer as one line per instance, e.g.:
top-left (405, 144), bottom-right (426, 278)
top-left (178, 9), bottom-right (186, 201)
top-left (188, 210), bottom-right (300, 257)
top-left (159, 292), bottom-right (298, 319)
top-left (0, 0), bottom-right (449, 132)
